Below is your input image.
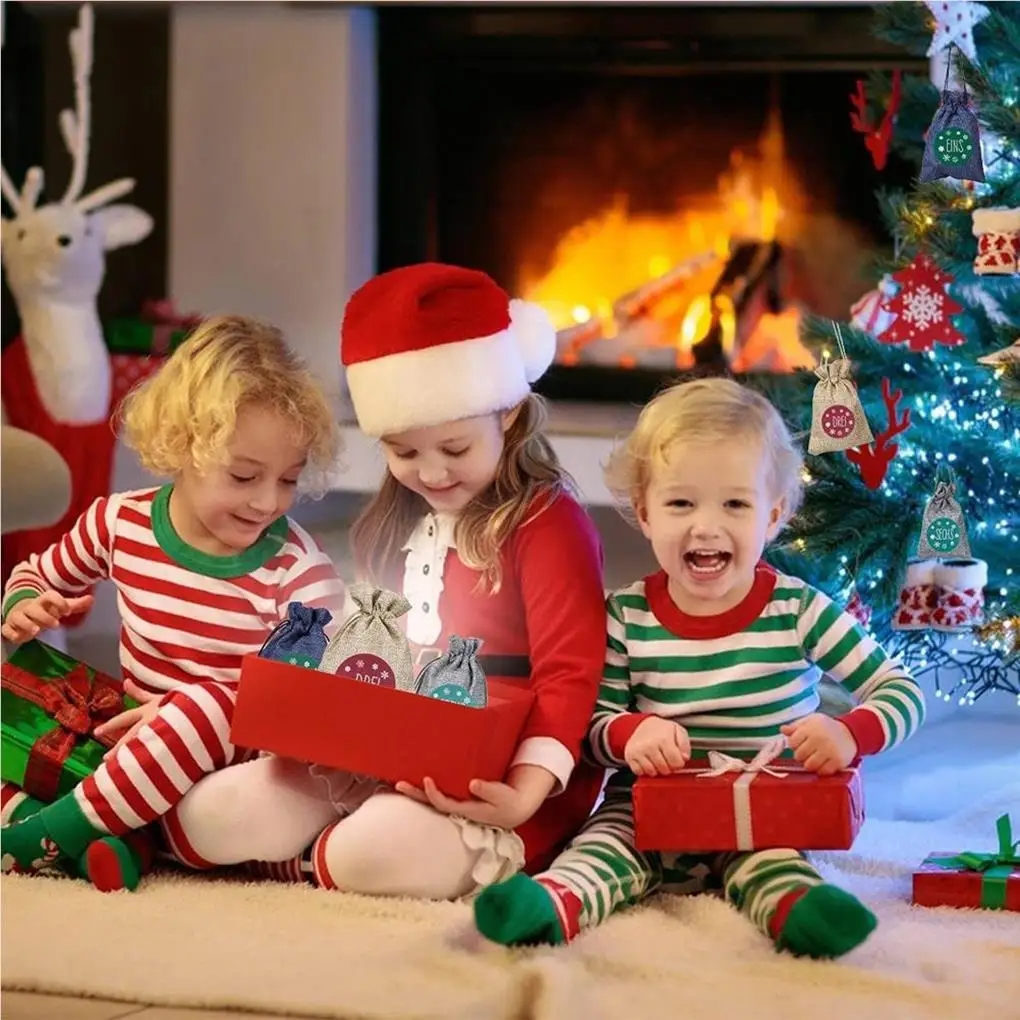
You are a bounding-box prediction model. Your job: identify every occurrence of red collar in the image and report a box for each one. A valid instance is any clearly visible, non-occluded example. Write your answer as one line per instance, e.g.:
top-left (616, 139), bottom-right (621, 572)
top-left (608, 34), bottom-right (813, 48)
top-left (644, 563), bottom-right (777, 639)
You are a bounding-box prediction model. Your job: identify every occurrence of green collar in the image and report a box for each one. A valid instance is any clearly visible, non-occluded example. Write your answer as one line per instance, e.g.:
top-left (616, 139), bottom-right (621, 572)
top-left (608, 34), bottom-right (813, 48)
top-left (150, 484), bottom-right (289, 579)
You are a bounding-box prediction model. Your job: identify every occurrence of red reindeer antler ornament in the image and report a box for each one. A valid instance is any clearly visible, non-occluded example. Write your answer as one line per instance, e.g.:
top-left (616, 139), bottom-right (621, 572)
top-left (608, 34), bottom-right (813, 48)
top-left (849, 70), bottom-right (903, 171)
top-left (845, 377), bottom-right (911, 489)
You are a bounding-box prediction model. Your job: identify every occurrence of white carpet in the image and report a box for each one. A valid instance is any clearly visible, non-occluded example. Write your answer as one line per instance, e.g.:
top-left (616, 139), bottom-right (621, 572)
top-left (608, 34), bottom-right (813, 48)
top-left (3, 779), bottom-right (1019, 1020)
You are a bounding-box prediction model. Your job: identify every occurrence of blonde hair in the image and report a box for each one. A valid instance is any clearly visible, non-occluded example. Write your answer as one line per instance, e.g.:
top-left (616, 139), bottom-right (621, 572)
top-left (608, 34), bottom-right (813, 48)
top-left (119, 315), bottom-right (340, 493)
top-left (605, 377), bottom-right (804, 527)
top-left (350, 393), bottom-right (570, 592)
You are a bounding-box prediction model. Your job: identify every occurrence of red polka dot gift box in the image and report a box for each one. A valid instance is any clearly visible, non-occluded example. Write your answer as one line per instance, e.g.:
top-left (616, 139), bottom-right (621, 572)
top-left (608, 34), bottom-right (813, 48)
top-left (632, 738), bottom-right (865, 853)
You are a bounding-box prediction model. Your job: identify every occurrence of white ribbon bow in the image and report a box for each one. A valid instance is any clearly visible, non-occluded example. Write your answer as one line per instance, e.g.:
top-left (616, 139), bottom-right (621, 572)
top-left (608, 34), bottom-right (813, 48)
top-left (692, 735), bottom-right (792, 850)
top-left (696, 735), bottom-right (790, 780)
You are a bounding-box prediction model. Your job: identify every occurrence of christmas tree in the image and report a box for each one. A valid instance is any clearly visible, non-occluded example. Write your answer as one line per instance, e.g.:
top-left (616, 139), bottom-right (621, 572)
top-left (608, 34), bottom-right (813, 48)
top-left (754, 1), bottom-right (1020, 705)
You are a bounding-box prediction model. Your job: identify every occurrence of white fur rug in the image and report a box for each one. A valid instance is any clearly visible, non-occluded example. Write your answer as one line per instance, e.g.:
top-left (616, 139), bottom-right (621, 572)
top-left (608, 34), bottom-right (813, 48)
top-left (3, 781), bottom-right (1019, 1020)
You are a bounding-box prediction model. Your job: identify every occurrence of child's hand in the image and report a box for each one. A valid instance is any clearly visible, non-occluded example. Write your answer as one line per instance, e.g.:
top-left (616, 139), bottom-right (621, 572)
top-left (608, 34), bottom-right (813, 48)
top-left (396, 763), bottom-right (555, 830)
top-left (781, 714), bottom-right (858, 776)
top-left (624, 717), bottom-right (690, 776)
top-left (1, 591), bottom-right (94, 644)
top-left (94, 679), bottom-right (163, 759)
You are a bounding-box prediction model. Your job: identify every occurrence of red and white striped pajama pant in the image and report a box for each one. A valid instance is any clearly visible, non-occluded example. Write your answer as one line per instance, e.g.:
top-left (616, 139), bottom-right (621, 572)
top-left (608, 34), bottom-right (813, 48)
top-left (71, 680), bottom-right (255, 865)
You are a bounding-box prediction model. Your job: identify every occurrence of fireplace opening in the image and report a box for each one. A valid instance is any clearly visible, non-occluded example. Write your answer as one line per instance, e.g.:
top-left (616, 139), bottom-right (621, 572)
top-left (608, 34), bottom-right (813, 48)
top-left (377, 6), bottom-right (924, 402)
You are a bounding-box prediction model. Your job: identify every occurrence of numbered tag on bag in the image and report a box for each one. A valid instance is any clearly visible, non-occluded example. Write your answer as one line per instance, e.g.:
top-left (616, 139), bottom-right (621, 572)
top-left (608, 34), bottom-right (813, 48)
top-left (920, 50), bottom-right (985, 185)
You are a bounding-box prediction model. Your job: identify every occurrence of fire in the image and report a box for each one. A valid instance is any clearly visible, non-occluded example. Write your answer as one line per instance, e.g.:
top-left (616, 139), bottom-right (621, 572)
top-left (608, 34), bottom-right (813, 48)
top-left (521, 99), bottom-right (815, 372)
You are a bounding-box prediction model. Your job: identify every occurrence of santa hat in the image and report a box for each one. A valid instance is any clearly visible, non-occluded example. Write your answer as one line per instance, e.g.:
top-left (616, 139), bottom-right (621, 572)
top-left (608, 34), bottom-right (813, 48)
top-left (340, 263), bottom-right (556, 437)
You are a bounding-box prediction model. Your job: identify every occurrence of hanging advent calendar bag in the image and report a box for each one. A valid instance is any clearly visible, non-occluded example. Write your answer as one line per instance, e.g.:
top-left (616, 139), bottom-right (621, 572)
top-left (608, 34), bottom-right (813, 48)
top-left (920, 50), bottom-right (984, 184)
top-left (917, 473), bottom-right (971, 559)
top-left (808, 326), bottom-right (874, 455)
top-left (317, 582), bottom-right (415, 692)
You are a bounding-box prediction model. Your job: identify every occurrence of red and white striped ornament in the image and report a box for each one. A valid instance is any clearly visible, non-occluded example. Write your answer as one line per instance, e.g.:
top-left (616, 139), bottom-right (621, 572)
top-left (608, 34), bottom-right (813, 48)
top-left (850, 274), bottom-right (897, 341)
top-left (846, 587), bottom-right (872, 628)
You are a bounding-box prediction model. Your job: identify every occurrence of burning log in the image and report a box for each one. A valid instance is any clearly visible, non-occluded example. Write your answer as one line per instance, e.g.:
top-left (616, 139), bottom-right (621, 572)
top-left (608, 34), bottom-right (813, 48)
top-left (693, 240), bottom-right (784, 369)
top-left (555, 317), bottom-right (605, 365)
top-left (612, 252), bottom-right (717, 323)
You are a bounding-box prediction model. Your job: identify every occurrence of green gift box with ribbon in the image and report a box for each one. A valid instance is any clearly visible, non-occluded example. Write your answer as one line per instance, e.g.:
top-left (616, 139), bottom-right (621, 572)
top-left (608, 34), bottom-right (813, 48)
top-left (912, 813), bottom-right (1020, 911)
top-left (104, 318), bottom-right (190, 357)
top-left (1, 641), bottom-right (131, 803)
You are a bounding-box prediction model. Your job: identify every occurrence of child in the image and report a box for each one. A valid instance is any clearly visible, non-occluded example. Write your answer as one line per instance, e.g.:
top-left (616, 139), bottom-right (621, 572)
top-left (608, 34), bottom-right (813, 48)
top-left (164, 262), bottom-right (609, 900)
top-left (473, 377), bottom-right (926, 959)
top-left (0, 316), bottom-right (345, 891)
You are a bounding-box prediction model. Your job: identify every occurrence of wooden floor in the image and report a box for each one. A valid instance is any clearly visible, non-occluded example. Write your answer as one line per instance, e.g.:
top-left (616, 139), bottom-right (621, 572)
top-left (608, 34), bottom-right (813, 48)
top-left (2, 993), bottom-right (309, 1020)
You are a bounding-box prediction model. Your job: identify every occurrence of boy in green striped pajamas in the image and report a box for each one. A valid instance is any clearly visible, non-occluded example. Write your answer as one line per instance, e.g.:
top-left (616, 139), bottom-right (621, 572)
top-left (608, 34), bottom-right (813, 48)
top-left (473, 378), bottom-right (925, 959)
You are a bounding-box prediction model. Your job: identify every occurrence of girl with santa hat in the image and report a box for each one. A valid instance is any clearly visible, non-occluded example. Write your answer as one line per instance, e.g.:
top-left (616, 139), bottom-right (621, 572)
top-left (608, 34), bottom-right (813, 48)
top-left (166, 263), bottom-right (609, 899)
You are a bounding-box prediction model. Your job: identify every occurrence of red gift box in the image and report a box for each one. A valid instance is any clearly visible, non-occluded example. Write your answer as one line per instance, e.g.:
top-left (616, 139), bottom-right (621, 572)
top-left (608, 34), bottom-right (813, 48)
top-left (633, 746), bottom-right (864, 852)
top-left (111, 353), bottom-right (164, 407)
top-left (912, 814), bottom-right (1020, 911)
top-left (230, 654), bottom-right (535, 800)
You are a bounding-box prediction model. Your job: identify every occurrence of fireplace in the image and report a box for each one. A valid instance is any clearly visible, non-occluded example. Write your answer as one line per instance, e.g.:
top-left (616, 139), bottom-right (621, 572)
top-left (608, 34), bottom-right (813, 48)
top-left (376, 5), bottom-right (923, 403)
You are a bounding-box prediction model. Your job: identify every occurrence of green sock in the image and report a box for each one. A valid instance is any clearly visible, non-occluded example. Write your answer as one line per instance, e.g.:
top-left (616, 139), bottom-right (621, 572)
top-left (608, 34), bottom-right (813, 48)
top-left (78, 834), bottom-right (151, 893)
top-left (1, 792), bottom-right (104, 876)
top-left (6, 792), bottom-right (47, 825)
top-left (776, 885), bottom-right (877, 959)
top-left (473, 874), bottom-right (570, 947)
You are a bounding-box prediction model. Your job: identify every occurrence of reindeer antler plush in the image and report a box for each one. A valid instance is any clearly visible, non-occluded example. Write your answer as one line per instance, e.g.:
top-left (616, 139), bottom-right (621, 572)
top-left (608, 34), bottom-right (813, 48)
top-left (1, 3), bottom-right (153, 425)
top-left (0, 4), bottom-right (153, 625)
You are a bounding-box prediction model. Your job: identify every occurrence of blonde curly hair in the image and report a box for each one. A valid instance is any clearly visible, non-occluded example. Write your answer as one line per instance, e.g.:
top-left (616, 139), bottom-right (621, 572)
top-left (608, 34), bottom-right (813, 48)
top-left (605, 377), bottom-right (804, 527)
top-left (118, 315), bottom-right (340, 494)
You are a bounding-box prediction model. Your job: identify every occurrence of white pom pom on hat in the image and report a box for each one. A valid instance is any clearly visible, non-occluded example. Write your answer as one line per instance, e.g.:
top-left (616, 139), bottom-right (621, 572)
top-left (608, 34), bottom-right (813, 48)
top-left (508, 298), bottom-right (557, 383)
top-left (341, 262), bottom-right (557, 437)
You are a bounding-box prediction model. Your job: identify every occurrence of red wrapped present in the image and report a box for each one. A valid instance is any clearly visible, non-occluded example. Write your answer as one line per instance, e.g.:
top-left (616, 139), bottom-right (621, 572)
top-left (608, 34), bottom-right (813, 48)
top-left (111, 353), bottom-right (165, 407)
top-left (230, 654), bottom-right (535, 800)
top-left (633, 739), bottom-right (864, 852)
top-left (1, 641), bottom-right (127, 802)
top-left (912, 814), bottom-right (1020, 911)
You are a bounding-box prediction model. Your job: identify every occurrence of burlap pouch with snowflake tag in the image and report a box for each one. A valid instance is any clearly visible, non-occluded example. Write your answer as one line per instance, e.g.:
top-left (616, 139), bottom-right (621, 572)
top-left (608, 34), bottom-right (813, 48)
top-left (808, 358), bottom-right (874, 455)
top-left (318, 583), bottom-right (415, 691)
top-left (917, 478), bottom-right (971, 559)
top-left (414, 636), bottom-right (488, 708)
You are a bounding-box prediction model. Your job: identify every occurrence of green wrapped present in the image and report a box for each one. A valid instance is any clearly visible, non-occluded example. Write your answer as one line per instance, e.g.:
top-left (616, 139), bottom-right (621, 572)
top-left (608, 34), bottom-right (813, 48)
top-left (104, 299), bottom-right (203, 356)
top-left (1, 641), bottom-right (132, 802)
top-left (104, 317), bottom-right (190, 357)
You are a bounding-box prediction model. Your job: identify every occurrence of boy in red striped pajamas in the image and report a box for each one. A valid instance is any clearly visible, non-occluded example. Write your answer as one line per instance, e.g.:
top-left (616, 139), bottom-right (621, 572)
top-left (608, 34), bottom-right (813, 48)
top-left (0, 316), bottom-right (346, 891)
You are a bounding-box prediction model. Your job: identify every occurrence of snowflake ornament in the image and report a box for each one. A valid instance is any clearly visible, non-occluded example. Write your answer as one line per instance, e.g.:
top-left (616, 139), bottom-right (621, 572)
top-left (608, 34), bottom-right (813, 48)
top-left (879, 254), bottom-right (967, 352)
top-left (924, 1), bottom-right (989, 63)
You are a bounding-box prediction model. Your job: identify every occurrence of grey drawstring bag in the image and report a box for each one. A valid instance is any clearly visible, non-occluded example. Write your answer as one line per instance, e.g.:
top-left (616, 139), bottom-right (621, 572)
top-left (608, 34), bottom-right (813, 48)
top-left (917, 476), bottom-right (971, 559)
top-left (414, 635), bottom-right (488, 707)
top-left (318, 583), bottom-right (415, 691)
top-left (920, 89), bottom-right (985, 184)
top-left (259, 602), bottom-right (332, 669)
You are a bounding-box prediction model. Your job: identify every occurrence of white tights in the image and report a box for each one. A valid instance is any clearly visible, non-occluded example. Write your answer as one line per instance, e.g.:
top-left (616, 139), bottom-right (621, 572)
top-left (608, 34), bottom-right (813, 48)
top-left (170, 757), bottom-right (495, 900)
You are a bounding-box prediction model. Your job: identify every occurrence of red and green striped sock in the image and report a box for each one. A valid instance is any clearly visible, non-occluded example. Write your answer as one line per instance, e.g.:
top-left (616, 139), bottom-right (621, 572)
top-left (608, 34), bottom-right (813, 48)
top-left (473, 874), bottom-right (583, 947)
top-left (770, 884), bottom-right (877, 959)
